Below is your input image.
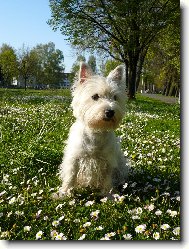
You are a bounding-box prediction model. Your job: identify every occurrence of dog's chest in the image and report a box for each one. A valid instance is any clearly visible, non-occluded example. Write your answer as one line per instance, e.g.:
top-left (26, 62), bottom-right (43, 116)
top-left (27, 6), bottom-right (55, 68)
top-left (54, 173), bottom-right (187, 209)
top-left (82, 131), bottom-right (113, 156)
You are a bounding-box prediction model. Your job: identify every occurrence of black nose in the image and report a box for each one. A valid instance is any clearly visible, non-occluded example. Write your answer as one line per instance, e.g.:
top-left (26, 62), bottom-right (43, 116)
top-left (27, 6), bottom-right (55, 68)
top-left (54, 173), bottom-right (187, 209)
top-left (105, 109), bottom-right (115, 119)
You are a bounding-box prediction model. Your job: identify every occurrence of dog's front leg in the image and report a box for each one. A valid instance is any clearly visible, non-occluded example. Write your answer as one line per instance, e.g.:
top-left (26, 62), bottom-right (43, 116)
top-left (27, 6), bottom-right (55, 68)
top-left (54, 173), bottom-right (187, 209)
top-left (59, 157), bottom-right (79, 195)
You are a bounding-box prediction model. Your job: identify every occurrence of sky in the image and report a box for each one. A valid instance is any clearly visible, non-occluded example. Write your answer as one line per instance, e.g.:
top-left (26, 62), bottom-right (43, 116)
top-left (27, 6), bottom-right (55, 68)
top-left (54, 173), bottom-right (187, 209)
top-left (0, 0), bottom-right (187, 74)
top-left (0, 0), bottom-right (79, 72)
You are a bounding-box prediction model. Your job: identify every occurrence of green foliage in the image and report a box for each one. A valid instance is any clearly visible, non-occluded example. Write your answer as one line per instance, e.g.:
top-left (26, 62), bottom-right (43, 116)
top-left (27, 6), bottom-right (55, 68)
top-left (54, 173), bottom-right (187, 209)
top-left (143, 10), bottom-right (180, 96)
top-left (48, 0), bottom-right (180, 99)
top-left (103, 59), bottom-right (122, 77)
top-left (87, 55), bottom-right (97, 73)
top-left (0, 42), bottom-right (65, 88)
top-left (0, 44), bottom-right (18, 86)
top-left (32, 42), bottom-right (65, 86)
top-left (0, 89), bottom-right (180, 240)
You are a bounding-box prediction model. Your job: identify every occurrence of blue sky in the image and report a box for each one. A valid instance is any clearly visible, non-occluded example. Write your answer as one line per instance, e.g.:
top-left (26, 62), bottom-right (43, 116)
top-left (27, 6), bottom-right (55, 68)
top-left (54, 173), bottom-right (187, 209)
top-left (0, 0), bottom-right (79, 72)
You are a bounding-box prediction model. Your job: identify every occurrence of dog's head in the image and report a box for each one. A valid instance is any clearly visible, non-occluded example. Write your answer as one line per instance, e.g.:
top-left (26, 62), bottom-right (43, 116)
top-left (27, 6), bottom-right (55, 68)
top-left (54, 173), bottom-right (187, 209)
top-left (71, 62), bottom-right (126, 131)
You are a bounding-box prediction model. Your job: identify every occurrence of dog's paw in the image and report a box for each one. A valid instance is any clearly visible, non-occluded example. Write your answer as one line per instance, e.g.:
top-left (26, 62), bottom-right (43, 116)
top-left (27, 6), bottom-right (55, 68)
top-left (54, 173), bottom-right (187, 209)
top-left (51, 187), bottom-right (73, 200)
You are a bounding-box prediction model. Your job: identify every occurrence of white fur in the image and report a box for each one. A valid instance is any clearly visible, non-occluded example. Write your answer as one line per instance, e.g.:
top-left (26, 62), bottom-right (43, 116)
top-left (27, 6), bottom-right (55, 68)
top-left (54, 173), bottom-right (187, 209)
top-left (58, 62), bottom-right (128, 196)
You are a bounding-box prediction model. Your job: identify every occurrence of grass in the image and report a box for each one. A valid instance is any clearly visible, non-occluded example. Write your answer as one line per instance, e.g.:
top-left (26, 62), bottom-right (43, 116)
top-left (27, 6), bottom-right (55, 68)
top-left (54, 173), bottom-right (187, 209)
top-left (0, 88), bottom-right (180, 240)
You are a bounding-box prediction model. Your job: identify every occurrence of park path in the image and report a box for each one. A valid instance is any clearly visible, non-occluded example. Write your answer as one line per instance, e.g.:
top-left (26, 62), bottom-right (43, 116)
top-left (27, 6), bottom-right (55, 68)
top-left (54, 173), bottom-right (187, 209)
top-left (140, 93), bottom-right (179, 104)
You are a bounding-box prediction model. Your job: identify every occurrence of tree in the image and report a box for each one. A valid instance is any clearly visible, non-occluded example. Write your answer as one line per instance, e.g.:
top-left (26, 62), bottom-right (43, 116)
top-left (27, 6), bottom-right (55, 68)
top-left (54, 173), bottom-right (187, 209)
top-left (87, 55), bottom-right (97, 73)
top-left (32, 42), bottom-right (65, 87)
top-left (103, 59), bottom-right (122, 77)
top-left (0, 44), bottom-right (18, 87)
top-left (48, 0), bottom-right (179, 99)
top-left (142, 10), bottom-right (180, 96)
top-left (17, 45), bottom-right (38, 90)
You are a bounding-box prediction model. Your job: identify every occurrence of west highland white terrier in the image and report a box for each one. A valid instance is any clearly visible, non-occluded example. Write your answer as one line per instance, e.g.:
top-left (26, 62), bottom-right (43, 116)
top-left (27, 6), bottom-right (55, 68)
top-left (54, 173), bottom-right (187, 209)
top-left (58, 62), bottom-right (128, 197)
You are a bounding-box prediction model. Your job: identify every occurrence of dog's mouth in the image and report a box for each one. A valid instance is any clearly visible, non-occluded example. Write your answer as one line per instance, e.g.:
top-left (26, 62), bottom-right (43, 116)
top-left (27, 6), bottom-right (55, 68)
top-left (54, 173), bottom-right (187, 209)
top-left (103, 117), bottom-right (114, 122)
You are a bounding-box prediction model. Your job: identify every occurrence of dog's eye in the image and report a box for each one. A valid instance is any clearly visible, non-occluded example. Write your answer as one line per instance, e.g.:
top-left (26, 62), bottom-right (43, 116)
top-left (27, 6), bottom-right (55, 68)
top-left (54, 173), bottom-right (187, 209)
top-left (92, 94), bottom-right (99, 101)
top-left (114, 95), bottom-right (117, 101)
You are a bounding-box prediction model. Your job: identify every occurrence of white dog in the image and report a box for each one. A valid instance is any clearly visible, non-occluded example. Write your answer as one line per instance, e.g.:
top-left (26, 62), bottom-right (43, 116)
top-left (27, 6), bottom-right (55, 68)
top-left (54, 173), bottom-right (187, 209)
top-left (58, 62), bottom-right (128, 197)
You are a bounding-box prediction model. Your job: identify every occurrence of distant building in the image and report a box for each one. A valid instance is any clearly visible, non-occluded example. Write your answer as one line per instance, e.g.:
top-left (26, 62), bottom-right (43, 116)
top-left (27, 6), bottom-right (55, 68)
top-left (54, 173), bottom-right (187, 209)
top-left (0, 72), bottom-right (72, 89)
top-left (59, 73), bottom-right (71, 88)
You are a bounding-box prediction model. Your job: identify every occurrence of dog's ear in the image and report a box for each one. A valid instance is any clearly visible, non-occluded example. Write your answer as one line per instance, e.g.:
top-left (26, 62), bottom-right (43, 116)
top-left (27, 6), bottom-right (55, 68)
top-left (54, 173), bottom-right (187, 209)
top-left (107, 65), bottom-right (125, 85)
top-left (79, 62), bottom-right (93, 83)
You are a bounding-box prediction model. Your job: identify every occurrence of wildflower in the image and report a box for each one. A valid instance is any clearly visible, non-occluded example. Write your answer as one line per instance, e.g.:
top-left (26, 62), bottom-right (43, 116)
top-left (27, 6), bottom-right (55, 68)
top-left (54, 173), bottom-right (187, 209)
top-left (123, 233), bottom-right (132, 240)
top-left (131, 182), bottom-right (137, 188)
top-left (162, 148), bottom-right (166, 153)
top-left (123, 183), bottom-right (128, 189)
top-left (90, 210), bottom-right (100, 220)
top-left (155, 210), bottom-right (162, 216)
top-left (15, 211), bottom-right (24, 216)
top-left (161, 192), bottom-right (170, 197)
top-left (144, 204), bottom-right (155, 211)
top-left (136, 207), bottom-right (143, 214)
top-left (18, 195), bottom-right (25, 205)
top-left (153, 232), bottom-right (160, 240)
top-left (58, 215), bottom-right (65, 221)
top-left (161, 224), bottom-right (170, 230)
top-left (36, 209), bottom-right (42, 218)
top-left (166, 209), bottom-right (171, 214)
top-left (36, 230), bottom-right (43, 240)
top-left (169, 211), bottom-right (178, 217)
top-left (0, 231), bottom-right (9, 238)
top-left (118, 195), bottom-right (125, 202)
top-left (0, 190), bottom-right (6, 196)
top-left (147, 161), bottom-right (152, 165)
top-left (69, 199), bottom-right (75, 205)
top-left (55, 203), bottom-right (64, 211)
top-left (176, 196), bottom-right (180, 202)
top-left (100, 197), bottom-right (107, 203)
top-left (134, 196), bottom-right (140, 202)
top-left (78, 234), bottom-right (86, 240)
top-left (8, 197), bottom-right (16, 204)
top-left (85, 200), bottom-right (95, 207)
top-left (44, 216), bottom-right (48, 221)
top-left (52, 220), bottom-right (60, 227)
top-left (124, 151), bottom-right (128, 157)
top-left (7, 211), bottom-right (12, 217)
top-left (113, 194), bottom-right (120, 199)
top-left (100, 236), bottom-right (110, 240)
top-left (170, 237), bottom-right (178, 240)
top-left (83, 222), bottom-right (91, 228)
top-left (173, 227), bottom-right (180, 236)
top-left (135, 224), bottom-right (146, 233)
top-left (105, 232), bottom-right (116, 238)
top-left (73, 218), bottom-right (80, 223)
top-left (50, 230), bottom-right (58, 239)
top-left (95, 226), bottom-right (103, 231)
top-left (34, 180), bottom-right (39, 186)
top-left (55, 233), bottom-right (67, 240)
top-left (39, 190), bottom-right (43, 194)
top-left (24, 226), bottom-right (31, 232)
top-left (132, 215), bottom-right (140, 220)
top-left (0, 213), bottom-right (3, 217)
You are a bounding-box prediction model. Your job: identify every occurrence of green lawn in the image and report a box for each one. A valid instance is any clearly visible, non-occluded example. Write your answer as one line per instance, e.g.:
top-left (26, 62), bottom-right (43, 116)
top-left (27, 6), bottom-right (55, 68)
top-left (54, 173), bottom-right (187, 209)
top-left (0, 89), bottom-right (180, 240)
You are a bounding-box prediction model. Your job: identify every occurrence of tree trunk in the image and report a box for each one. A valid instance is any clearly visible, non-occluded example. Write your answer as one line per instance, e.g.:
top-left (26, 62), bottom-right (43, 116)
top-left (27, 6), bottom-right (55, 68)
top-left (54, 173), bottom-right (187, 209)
top-left (136, 48), bottom-right (148, 91)
top-left (127, 56), bottom-right (138, 100)
top-left (24, 77), bottom-right (27, 91)
top-left (128, 67), bottom-right (137, 100)
top-left (124, 60), bottom-right (129, 91)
